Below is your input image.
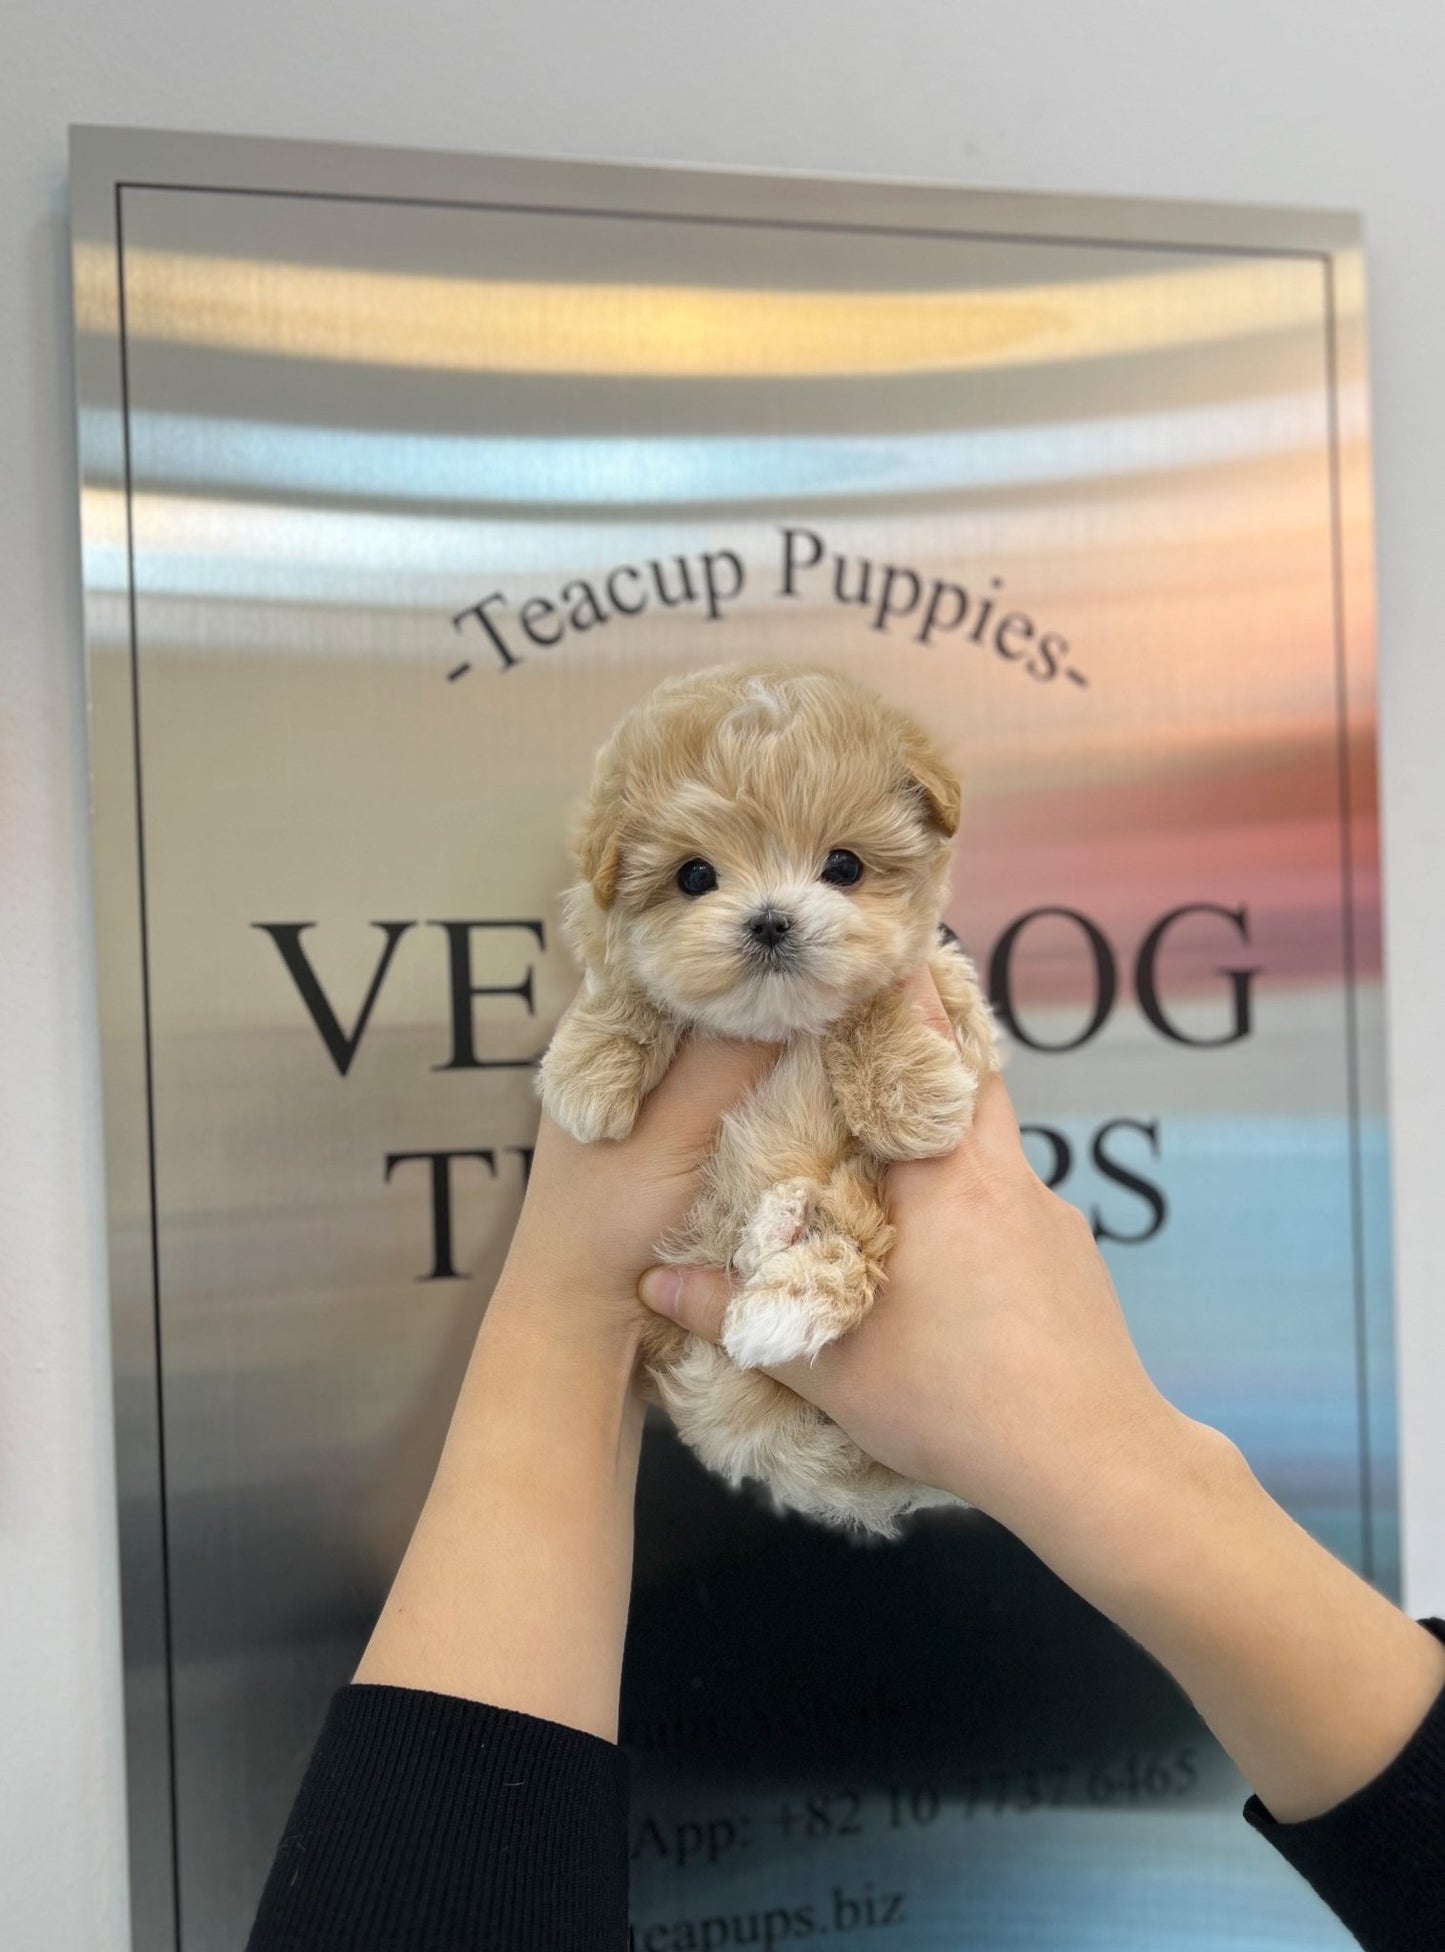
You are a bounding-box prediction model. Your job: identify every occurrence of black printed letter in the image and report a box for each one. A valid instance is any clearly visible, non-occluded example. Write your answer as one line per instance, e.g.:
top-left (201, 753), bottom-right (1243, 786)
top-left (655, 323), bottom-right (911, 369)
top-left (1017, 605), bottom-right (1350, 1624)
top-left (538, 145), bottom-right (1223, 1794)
top-left (253, 920), bottom-right (414, 1076)
top-left (430, 919), bottom-right (546, 1071)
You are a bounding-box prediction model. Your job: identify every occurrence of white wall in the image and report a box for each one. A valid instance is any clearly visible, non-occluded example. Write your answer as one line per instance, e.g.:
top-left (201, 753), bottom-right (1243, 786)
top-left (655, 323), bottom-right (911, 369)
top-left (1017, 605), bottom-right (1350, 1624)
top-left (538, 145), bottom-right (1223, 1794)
top-left (5, 2), bottom-right (1444, 1945)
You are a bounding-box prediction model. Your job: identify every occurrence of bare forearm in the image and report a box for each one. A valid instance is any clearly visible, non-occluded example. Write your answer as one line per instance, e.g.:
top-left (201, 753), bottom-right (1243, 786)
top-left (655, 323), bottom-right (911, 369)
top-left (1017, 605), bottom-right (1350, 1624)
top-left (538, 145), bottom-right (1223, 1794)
top-left (1012, 1412), bottom-right (1445, 1822)
top-left (355, 1280), bottom-right (643, 1742)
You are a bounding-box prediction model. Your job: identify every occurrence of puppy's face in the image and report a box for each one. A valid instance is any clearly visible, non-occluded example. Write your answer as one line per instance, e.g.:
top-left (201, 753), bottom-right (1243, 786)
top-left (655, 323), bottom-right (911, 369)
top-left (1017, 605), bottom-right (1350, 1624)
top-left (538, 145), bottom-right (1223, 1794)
top-left (572, 668), bottom-right (959, 1039)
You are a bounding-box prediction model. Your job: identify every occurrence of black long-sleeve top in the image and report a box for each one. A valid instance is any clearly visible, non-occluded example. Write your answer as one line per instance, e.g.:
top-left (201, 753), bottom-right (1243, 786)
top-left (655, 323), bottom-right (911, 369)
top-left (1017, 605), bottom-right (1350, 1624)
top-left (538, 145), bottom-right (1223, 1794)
top-left (247, 1621), bottom-right (1445, 1952)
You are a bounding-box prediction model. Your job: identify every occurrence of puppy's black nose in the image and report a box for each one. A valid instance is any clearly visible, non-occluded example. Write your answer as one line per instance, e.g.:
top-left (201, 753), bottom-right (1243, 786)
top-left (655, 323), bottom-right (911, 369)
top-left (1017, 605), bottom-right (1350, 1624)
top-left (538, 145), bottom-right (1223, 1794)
top-left (748, 908), bottom-right (792, 949)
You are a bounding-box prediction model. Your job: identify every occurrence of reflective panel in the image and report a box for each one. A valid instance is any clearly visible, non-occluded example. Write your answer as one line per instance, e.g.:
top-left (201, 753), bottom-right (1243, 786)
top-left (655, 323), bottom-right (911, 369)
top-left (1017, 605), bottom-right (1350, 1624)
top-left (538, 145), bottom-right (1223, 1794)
top-left (71, 127), bottom-right (1386, 1952)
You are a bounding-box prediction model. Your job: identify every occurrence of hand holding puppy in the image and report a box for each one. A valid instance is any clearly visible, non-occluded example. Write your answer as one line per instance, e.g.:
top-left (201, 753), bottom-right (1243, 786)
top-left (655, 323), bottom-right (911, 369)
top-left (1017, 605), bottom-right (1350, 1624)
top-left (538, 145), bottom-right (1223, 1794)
top-left (500, 1027), bottom-right (776, 1351)
top-left (538, 664), bottom-right (1000, 1531)
top-left (638, 964), bottom-right (1187, 1554)
top-left (635, 975), bottom-right (1445, 1841)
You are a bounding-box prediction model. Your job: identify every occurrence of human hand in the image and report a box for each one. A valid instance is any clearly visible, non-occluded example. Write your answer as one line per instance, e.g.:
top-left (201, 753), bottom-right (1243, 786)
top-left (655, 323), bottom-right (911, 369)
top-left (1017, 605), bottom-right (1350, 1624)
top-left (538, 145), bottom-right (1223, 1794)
top-left (494, 1019), bottom-right (775, 1365)
top-left (638, 968), bottom-right (1198, 1551)
top-left (361, 1022), bottom-right (772, 1738)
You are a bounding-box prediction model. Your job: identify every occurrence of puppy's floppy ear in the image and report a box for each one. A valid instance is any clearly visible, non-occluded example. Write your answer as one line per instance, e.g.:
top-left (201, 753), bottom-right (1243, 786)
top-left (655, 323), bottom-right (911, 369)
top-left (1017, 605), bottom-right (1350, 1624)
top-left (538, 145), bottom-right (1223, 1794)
top-left (576, 804), bottom-right (624, 906)
top-left (901, 731), bottom-right (962, 837)
top-left (573, 733), bottom-right (631, 907)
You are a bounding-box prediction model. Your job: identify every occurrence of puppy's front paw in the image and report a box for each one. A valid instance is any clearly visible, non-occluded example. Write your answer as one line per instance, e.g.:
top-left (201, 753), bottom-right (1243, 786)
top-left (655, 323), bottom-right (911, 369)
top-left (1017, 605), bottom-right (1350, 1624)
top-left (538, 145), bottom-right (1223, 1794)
top-left (850, 1024), bottom-right (977, 1162)
top-left (537, 1031), bottom-right (650, 1143)
top-left (895, 1044), bottom-right (978, 1159)
top-left (540, 1070), bottom-right (640, 1143)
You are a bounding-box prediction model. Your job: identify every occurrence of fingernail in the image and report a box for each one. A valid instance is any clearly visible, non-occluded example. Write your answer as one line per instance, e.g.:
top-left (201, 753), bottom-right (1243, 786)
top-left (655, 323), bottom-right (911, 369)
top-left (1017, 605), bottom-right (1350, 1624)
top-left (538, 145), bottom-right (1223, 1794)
top-left (639, 1268), bottom-right (683, 1317)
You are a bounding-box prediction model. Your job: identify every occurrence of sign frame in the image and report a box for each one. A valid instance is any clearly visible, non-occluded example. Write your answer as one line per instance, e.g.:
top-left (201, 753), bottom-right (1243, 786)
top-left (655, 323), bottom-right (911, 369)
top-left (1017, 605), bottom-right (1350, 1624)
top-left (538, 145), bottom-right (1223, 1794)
top-left (69, 124), bottom-right (1385, 1952)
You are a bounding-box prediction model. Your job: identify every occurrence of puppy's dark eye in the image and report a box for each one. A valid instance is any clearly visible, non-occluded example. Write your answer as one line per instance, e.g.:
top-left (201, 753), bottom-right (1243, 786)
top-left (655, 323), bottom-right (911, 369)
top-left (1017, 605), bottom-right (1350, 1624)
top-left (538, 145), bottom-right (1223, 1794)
top-left (820, 849), bottom-right (864, 888)
top-left (676, 859), bottom-right (719, 897)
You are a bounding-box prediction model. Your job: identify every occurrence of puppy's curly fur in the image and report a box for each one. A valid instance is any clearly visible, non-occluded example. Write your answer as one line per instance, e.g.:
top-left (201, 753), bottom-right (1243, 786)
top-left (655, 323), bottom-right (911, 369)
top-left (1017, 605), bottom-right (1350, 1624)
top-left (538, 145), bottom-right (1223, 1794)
top-left (539, 664), bottom-right (999, 1533)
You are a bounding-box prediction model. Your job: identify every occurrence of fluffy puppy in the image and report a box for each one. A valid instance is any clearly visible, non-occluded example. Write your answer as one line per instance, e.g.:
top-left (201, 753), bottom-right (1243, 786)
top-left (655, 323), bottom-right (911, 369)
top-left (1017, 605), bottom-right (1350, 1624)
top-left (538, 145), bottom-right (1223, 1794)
top-left (538, 664), bottom-right (999, 1533)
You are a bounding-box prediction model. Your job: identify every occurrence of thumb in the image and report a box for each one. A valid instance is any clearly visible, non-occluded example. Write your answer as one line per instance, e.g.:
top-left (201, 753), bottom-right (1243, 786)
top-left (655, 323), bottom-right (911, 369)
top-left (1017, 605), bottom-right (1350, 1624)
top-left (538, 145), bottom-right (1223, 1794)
top-left (638, 1265), bottom-right (732, 1343)
top-left (901, 960), bottom-right (953, 1042)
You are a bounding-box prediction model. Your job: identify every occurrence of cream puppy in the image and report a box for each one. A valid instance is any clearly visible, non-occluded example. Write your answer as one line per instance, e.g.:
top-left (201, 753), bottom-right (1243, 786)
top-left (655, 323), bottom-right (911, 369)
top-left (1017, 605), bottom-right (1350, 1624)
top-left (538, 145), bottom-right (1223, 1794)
top-left (538, 664), bottom-right (999, 1533)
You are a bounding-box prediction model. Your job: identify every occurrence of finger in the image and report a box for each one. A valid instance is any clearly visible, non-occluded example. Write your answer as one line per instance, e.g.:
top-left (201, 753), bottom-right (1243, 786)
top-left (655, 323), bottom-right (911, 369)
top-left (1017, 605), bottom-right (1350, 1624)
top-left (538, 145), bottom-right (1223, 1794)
top-left (900, 962), bottom-right (952, 1041)
top-left (638, 1265), bottom-right (732, 1343)
top-left (969, 1070), bottom-right (1024, 1157)
top-left (634, 1031), bottom-right (777, 1152)
top-left (929, 1070), bottom-right (1032, 1189)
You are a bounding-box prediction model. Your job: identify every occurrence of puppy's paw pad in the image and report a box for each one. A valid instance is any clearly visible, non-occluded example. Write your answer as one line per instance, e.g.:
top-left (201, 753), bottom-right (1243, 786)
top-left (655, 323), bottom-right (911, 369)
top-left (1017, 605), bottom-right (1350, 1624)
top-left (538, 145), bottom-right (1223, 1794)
top-left (734, 1180), bottom-right (814, 1276)
top-left (723, 1282), bottom-right (839, 1369)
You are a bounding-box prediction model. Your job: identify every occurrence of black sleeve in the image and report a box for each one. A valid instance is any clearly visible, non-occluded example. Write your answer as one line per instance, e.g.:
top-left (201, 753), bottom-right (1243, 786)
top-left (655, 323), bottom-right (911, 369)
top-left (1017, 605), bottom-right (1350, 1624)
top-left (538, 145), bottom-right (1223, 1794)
top-left (1244, 1619), bottom-right (1445, 1952)
top-left (246, 1683), bottom-right (630, 1951)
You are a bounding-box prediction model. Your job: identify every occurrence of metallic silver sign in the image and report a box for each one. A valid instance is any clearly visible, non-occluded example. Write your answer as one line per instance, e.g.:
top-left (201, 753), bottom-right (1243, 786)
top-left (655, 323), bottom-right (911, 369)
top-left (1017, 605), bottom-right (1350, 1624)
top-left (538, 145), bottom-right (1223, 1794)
top-left (71, 125), bottom-right (1387, 1951)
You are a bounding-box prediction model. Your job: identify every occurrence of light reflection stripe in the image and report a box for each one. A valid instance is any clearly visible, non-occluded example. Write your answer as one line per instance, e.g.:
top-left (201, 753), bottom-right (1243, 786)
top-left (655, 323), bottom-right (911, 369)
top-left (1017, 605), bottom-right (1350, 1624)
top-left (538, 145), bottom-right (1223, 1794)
top-left (82, 388), bottom-right (1360, 508)
top-left (79, 460), bottom-right (1361, 608)
top-left (74, 245), bottom-right (1351, 378)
